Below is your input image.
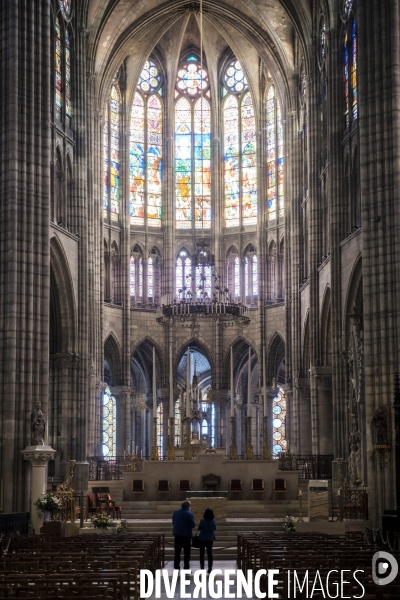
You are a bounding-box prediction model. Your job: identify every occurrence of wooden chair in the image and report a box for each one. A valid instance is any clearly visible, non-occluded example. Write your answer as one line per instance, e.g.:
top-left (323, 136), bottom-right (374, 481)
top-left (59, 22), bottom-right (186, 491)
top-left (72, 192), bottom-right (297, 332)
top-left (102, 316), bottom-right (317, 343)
top-left (105, 493), bottom-right (122, 520)
top-left (157, 480), bottom-right (170, 500)
top-left (178, 480), bottom-right (192, 500)
top-left (229, 479), bottom-right (243, 500)
top-left (274, 478), bottom-right (287, 500)
top-left (132, 479), bottom-right (145, 500)
top-left (87, 494), bottom-right (98, 520)
top-left (251, 479), bottom-right (265, 500)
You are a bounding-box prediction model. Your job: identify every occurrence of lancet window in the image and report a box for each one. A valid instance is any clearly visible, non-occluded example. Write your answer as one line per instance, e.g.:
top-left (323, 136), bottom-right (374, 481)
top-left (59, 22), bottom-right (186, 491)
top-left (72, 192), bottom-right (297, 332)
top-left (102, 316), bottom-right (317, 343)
top-left (102, 386), bottom-right (116, 457)
top-left (266, 84), bottom-right (284, 220)
top-left (103, 85), bottom-right (120, 221)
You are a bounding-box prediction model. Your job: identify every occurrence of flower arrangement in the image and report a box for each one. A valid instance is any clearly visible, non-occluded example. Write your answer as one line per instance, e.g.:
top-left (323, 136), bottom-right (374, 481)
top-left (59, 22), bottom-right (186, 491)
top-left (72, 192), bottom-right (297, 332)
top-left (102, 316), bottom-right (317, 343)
top-left (91, 513), bottom-right (115, 529)
top-left (115, 520), bottom-right (128, 534)
top-left (34, 492), bottom-right (61, 514)
top-left (282, 514), bottom-right (296, 532)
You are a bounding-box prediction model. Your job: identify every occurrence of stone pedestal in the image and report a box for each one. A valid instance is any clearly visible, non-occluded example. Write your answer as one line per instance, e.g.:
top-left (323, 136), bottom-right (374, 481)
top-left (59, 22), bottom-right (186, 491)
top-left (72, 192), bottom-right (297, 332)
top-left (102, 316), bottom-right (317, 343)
top-left (21, 445), bottom-right (56, 534)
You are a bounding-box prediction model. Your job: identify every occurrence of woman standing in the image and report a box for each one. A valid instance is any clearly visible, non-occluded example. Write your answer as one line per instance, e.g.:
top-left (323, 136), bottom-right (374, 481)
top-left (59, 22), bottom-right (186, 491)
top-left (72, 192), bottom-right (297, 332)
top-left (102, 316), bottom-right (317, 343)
top-left (197, 508), bottom-right (216, 573)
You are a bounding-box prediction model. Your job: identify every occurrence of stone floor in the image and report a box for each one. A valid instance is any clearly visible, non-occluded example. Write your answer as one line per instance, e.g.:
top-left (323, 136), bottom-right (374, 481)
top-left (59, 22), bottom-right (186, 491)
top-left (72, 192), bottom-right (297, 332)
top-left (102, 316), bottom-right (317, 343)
top-left (145, 561), bottom-right (258, 599)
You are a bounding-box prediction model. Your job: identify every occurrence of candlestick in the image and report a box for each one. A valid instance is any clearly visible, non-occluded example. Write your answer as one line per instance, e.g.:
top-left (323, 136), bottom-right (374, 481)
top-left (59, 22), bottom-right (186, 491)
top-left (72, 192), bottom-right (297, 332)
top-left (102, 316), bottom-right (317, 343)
top-left (230, 346), bottom-right (234, 417)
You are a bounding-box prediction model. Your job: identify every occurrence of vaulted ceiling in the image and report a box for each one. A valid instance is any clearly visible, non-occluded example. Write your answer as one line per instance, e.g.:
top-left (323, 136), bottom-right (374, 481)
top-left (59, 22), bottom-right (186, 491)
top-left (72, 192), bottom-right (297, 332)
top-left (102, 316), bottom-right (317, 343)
top-left (84, 0), bottom-right (316, 109)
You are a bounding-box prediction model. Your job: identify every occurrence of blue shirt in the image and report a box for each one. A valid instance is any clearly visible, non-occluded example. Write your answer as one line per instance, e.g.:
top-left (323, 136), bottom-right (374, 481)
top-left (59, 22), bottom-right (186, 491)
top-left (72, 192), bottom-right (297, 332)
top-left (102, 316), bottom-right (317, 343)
top-left (198, 518), bottom-right (216, 541)
top-left (172, 508), bottom-right (196, 538)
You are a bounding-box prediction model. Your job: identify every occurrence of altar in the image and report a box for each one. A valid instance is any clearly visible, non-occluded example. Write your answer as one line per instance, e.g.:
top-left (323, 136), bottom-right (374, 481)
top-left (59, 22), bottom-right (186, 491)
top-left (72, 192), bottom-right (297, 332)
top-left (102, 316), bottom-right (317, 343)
top-left (123, 453), bottom-right (299, 502)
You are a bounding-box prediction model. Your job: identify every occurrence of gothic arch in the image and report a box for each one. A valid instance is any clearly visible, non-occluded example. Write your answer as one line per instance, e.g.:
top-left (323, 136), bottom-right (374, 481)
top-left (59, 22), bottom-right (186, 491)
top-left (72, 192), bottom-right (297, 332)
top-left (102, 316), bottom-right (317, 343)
top-left (223, 337), bottom-right (257, 390)
top-left (50, 236), bottom-right (77, 353)
top-left (302, 311), bottom-right (310, 378)
top-left (131, 337), bottom-right (165, 392)
top-left (176, 338), bottom-right (214, 382)
top-left (343, 254), bottom-right (363, 340)
top-left (104, 333), bottom-right (122, 386)
top-left (266, 333), bottom-right (285, 384)
top-left (320, 285), bottom-right (332, 367)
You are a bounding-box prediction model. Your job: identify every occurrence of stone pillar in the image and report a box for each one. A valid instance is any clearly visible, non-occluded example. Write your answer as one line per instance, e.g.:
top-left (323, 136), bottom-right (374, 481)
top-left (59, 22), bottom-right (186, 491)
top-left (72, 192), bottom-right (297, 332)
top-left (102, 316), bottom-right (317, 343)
top-left (311, 367), bottom-right (333, 454)
top-left (21, 446), bottom-right (56, 534)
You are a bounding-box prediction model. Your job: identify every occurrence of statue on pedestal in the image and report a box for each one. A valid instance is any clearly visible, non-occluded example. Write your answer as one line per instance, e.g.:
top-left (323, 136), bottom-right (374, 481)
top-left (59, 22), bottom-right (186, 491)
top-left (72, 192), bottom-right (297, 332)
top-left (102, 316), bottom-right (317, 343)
top-left (31, 400), bottom-right (46, 445)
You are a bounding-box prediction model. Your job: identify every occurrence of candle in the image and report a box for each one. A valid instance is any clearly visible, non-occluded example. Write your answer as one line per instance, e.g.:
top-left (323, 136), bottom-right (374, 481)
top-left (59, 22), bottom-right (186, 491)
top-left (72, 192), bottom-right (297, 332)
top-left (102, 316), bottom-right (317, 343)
top-left (153, 346), bottom-right (156, 417)
top-left (263, 346), bottom-right (267, 415)
top-left (124, 451), bottom-right (126, 459)
top-left (230, 346), bottom-right (234, 417)
top-left (136, 446), bottom-right (138, 456)
top-left (247, 346), bottom-right (251, 404)
top-left (169, 345), bottom-right (173, 418)
top-left (141, 450), bottom-right (143, 459)
top-left (299, 489), bottom-right (302, 497)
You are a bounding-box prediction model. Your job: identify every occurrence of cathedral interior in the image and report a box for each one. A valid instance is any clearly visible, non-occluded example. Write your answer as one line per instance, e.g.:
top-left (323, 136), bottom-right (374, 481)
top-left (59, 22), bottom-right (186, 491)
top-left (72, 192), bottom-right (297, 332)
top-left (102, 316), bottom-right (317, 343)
top-left (1, 0), bottom-right (399, 530)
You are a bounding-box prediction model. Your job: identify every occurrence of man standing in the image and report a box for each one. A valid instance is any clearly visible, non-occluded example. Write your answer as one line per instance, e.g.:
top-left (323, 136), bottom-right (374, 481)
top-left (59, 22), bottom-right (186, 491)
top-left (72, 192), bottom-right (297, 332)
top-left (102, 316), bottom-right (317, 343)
top-left (172, 500), bottom-right (196, 570)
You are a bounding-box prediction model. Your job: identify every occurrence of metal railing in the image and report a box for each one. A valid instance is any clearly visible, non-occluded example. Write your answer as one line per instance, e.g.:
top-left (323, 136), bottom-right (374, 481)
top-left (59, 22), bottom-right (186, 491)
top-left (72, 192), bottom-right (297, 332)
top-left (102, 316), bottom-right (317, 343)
top-left (278, 454), bottom-right (334, 479)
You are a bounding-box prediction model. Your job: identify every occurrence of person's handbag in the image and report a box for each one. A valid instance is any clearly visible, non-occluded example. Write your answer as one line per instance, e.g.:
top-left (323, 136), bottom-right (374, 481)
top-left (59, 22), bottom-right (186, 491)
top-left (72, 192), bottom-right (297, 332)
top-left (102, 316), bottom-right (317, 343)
top-left (192, 535), bottom-right (201, 548)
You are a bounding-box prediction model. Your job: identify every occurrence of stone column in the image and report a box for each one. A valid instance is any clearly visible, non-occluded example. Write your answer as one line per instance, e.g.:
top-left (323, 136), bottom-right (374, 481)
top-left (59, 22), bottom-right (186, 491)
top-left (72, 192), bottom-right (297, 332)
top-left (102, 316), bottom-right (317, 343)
top-left (21, 446), bottom-right (56, 534)
top-left (310, 367), bottom-right (333, 454)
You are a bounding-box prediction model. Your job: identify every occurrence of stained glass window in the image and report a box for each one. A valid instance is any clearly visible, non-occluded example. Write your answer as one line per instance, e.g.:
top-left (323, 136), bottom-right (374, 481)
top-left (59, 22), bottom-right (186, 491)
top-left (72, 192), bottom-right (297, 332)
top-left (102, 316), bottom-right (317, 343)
top-left (59, 0), bottom-right (71, 18)
top-left (176, 250), bottom-right (192, 298)
top-left (252, 254), bottom-right (258, 296)
top-left (157, 402), bottom-right (163, 458)
top-left (223, 60), bottom-right (257, 227)
top-left (266, 85), bottom-right (284, 220)
top-left (148, 257), bottom-right (154, 299)
top-left (103, 105), bottom-right (109, 219)
top-left (129, 255), bottom-right (135, 297)
top-left (272, 387), bottom-right (286, 455)
top-left (234, 257), bottom-right (240, 298)
top-left (65, 28), bottom-right (72, 127)
top-left (344, 33), bottom-right (349, 128)
top-left (351, 20), bottom-right (357, 121)
top-left (175, 58), bottom-right (211, 229)
top-left (211, 403), bottom-right (216, 447)
top-left (102, 386), bottom-right (116, 457)
top-left (343, 0), bottom-right (353, 19)
top-left (245, 257), bottom-right (249, 299)
top-left (130, 251), bottom-right (143, 302)
top-left (110, 86), bottom-right (120, 221)
top-left (175, 399), bottom-right (181, 446)
top-left (138, 257), bottom-right (143, 299)
top-left (245, 252), bottom-right (258, 304)
top-left (130, 61), bottom-right (162, 227)
top-left (195, 264), bottom-right (212, 299)
top-left (55, 18), bottom-right (62, 121)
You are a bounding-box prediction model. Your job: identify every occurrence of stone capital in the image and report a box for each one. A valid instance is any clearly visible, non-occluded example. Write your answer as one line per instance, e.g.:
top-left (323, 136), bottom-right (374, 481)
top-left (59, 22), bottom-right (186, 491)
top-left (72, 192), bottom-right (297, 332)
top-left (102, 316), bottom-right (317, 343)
top-left (21, 445), bottom-right (56, 466)
top-left (310, 366), bottom-right (332, 389)
top-left (50, 352), bottom-right (80, 369)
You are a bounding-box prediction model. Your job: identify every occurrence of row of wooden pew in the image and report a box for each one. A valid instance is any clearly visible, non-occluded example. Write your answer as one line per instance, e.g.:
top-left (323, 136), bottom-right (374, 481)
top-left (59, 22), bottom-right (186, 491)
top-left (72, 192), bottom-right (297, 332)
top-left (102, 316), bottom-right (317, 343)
top-left (237, 531), bottom-right (399, 599)
top-left (0, 532), bottom-right (164, 599)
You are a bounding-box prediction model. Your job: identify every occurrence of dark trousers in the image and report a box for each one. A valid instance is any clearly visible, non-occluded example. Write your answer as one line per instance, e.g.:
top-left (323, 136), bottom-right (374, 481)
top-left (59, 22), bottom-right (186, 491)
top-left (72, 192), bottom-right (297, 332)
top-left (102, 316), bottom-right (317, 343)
top-left (199, 540), bottom-right (213, 571)
top-left (174, 535), bottom-right (191, 569)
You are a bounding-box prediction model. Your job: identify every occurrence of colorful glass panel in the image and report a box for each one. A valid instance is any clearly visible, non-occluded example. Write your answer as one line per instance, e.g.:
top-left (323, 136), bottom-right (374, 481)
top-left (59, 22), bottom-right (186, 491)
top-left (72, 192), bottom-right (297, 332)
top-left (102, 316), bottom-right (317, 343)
top-left (138, 60), bottom-right (161, 94)
top-left (110, 85), bottom-right (120, 221)
top-left (102, 386), bottom-right (116, 457)
top-left (351, 20), bottom-right (358, 121)
top-left (194, 98), bottom-right (211, 228)
top-left (130, 93), bottom-right (145, 225)
top-left (224, 95), bottom-right (240, 227)
top-left (175, 399), bottom-right (181, 446)
top-left (176, 251), bottom-right (192, 298)
top-left (129, 255), bottom-right (135, 297)
top-left (224, 60), bottom-right (248, 93)
top-left (272, 387), bottom-right (287, 455)
top-left (55, 18), bottom-right (62, 121)
top-left (103, 104), bottom-right (109, 219)
top-left (252, 255), bottom-right (258, 296)
top-left (176, 61), bottom-right (209, 96)
top-left (234, 256), bottom-right (240, 298)
top-left (148, 257), bottom-right (154, 298)
top-left (242, 92), bottom-right (257, 225)
top-left (195, 264), bottom-right (212, 299)
top-left (157, 402), bottom-right (163, 458)
top-left (211, 403), bottom-right (216, 447)
top-left (65, 28), bottom-right (72, 126)
top-left (343, 0), bottom-right (353, 18)
top-left (267, 86), bottom-right (276, 219)
top-left (147, 95), bottom-right (162, 226)
top-left (59, 0), bottom-right (71, 18)
top-left (138, 257), bottom-right (143, 300)
top-left (344, 33), bottom-right (349, 128)
top-left (245, 257), bottom-right (249, 298)
top-left (175, 97), bottom-right (192, 227)
top-left (277, 105), bottom-right (284, 218)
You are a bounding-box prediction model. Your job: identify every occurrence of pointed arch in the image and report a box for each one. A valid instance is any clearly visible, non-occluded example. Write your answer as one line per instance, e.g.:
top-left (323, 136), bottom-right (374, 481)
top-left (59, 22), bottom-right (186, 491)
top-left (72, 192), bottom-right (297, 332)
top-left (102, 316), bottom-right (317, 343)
top-left (302, 311), bottom-right (310, 378)
top-left (50, 236), bottom-right (77, 353)
top-left (267, 333), bottom-right (285, 385)
top-left (131, 337), bottom-right (165, 393)
top-left (320, 285), bottom-right (332, 367)
top-left (104, 333), bottom-right (122, 386)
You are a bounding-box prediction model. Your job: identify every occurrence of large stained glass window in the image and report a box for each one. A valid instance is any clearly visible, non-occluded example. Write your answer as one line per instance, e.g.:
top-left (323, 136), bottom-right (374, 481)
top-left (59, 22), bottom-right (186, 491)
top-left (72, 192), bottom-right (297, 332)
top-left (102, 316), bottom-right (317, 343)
top-left (351, 20), bottom-right (357, 121)
top-left (65, 28), bottom-right (72, 127)
top-left (148, 257), bottom-right (154, 299)
top-left (266, 84), bottom-right (284, 220)
top-left (244, 250), bottom-right (258, 305)
top-left (223, 60), bottom-right (257, 227)
top-left (344, 33), bottom-right (349, 128)
top-left (130, 61), bottom-right (163, 227)
top-left (175, 57), bottom-right (211, 229)
top-left (103, 85), bottom-right (120, 221)
top-left (272, 387), bottom-right (286, 455)
top-left (234, 257), bottom-right (240, 298)
top-left (176, 249), bottom-right (192, 298)
top-left (130, 249), bottom-right (143, 303)
top-left (59, 0), bottom-right (71, 19)
top-left (195, 264), bottom-right (212, 299)
top-left (343, 17), bottom-right (357, 127)
top-left (157, 402), bottom-right (163, 457)
top-left (55, 19), bottom-right (63, 121)
top-left (102, 386), bottom-right (116, 457)
top-left (175, 399), bottom-right (181, 446)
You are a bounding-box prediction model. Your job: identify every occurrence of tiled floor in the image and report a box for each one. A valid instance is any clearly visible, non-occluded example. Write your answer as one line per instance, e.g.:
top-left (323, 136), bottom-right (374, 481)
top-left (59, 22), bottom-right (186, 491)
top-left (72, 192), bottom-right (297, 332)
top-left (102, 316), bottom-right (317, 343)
top-left (144, 561), bottom-right (258, 599)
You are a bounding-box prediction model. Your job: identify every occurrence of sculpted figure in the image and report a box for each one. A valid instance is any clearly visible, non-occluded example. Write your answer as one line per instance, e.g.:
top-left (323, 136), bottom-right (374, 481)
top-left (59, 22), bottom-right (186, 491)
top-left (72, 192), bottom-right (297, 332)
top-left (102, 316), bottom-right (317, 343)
top-left (31, 400), bottom-right (46, 445)
top-left (374, 405), bottom-right (389, 444)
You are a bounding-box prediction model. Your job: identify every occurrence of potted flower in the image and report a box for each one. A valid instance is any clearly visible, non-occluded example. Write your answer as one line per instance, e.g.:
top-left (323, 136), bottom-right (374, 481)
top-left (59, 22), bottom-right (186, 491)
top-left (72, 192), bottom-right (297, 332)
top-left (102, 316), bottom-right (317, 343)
top-left (91, 513), bottom-right (115, 530)
top-left (34, 492), bottom-right (61, 522)
top-left (114, 519), bottom-right (128, 534)
top-left (282, 514), bottom-right (296, 532)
